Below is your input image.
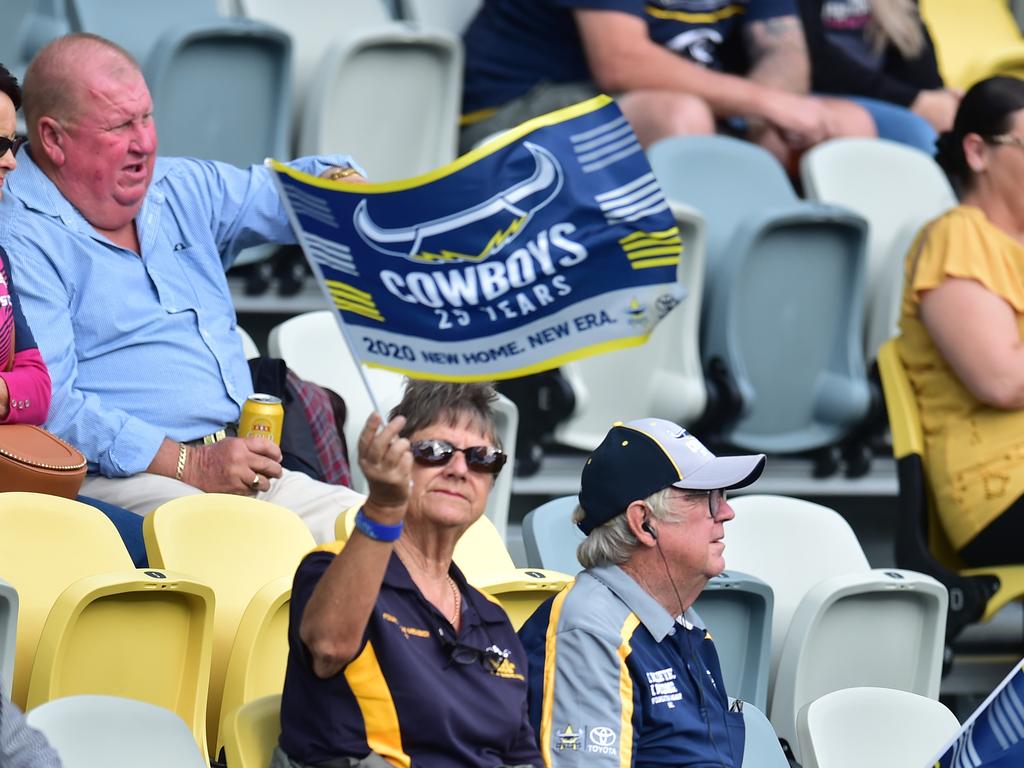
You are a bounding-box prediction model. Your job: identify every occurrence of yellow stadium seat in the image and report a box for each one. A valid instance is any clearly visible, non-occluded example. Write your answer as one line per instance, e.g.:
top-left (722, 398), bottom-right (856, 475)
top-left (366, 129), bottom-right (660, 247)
top-left (920, 0), bottom-right (1024, 89)
top-left (877, 339), bottom-right (1024, 637)
top-left (143, 494), bottom-right (315, 757)
top-left (222, 694), bottom-right (282, 768)
top-left (218, 574), bottom-right (291, 759)
top-left (335, 505), bottom-right (572, 629)
top-left (0, 492), bottom-right (214, 761)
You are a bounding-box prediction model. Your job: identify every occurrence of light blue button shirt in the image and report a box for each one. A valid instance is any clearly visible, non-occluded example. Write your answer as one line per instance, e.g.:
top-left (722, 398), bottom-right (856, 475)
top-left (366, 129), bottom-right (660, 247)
top-left (0, 148), bottom-right (360, 476)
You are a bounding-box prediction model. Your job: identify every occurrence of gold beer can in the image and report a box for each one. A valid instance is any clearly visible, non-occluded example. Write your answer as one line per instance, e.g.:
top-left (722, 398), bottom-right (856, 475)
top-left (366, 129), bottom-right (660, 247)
top-left (239, 393), bottom-right (284, 445)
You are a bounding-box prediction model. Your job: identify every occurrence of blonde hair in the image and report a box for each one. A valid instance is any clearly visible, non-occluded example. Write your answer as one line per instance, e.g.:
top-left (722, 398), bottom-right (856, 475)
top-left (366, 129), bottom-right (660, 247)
top-left (868, 0), bottom-right (925, 60)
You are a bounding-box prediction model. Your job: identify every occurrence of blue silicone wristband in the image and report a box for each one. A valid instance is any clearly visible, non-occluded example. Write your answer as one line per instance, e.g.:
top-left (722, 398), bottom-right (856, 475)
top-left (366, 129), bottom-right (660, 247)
top-left (354, 508), bottom-right (404, 542)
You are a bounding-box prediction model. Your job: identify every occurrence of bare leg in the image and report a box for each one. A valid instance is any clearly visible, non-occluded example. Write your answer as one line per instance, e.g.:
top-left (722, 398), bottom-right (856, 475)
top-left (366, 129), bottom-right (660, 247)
top-left (616, 90), bottom-right (715, 147)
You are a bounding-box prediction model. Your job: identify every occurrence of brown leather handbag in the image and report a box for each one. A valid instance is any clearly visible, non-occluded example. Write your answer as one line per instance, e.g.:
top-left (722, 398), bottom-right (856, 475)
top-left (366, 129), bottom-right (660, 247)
top-left (0, 424), bottom-right (87, 498)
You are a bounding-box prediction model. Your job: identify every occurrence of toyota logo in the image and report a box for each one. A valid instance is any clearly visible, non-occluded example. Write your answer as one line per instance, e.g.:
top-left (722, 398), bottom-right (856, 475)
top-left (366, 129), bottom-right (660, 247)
top-left (589, 727), bottom-right (616, 747)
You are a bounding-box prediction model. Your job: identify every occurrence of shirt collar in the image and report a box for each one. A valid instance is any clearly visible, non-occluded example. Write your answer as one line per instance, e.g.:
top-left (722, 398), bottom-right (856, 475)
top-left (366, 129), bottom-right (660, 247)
top-left (587, 564), bottom-right (705, 642)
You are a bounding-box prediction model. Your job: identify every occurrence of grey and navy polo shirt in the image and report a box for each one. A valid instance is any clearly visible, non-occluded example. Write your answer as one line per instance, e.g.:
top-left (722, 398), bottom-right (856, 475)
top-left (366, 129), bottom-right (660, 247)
top-left (518, 565), bottom-right (744, 767)
top-left (279, 544), bottom-right (542, 767)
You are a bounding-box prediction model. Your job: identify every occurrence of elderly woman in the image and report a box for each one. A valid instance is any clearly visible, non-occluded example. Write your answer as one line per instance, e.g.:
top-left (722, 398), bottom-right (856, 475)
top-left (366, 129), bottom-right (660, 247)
top-left (277, 380), bottom-right (540, 768)
top-left (0, 62), bottom-right (145, 566)
top-left (898, 75), bottom-right (1024, 567)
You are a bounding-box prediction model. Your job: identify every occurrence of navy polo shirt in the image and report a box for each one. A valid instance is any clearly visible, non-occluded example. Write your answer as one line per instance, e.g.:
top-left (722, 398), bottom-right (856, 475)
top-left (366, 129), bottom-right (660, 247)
top-left (463, 0), bottom-right (797, 117)
top-left (279, 545), bottom-right (542, 767)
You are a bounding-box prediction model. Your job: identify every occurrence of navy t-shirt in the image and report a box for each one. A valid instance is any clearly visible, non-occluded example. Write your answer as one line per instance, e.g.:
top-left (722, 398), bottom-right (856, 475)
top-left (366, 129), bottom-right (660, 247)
top-left (279, 547), bottom-right (541, 767)
top-left (463, 0), bottom-right (798, 116)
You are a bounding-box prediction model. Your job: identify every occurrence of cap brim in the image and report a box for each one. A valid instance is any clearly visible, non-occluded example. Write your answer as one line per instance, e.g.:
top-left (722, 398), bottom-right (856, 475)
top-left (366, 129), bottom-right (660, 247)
top-left (671, 454), bottom-right (766, 491)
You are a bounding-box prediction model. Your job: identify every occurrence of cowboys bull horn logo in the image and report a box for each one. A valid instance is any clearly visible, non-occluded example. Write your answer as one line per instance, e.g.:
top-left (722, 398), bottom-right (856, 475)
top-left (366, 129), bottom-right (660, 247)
top-left (353, 142), bottom-right (564, 264)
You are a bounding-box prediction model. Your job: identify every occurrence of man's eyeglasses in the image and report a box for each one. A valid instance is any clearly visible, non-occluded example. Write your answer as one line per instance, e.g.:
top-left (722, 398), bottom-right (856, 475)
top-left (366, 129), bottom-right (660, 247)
top-left (0, 136), bottom-right (24, 158)
top-left (680, 488), bottom-right (728, 520)
top-left (988, 134), bottom-right (1024, 150)
top-left (437, 627), bottom-right (505, 667)
top-left (410, 438), bottom-right (507, 475)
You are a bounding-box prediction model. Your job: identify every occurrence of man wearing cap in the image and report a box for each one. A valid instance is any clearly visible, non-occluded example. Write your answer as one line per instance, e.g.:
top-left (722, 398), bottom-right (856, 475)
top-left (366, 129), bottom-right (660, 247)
top-left (518, 418), bottom-right (765, 767)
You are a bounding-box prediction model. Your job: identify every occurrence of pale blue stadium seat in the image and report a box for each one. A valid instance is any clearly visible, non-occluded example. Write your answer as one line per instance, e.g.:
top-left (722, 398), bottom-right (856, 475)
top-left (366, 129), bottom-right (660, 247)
top-left (742, 700), bottom-right (790, 768)
top-left (648, 135), bottom-right (871, 454)
top-left (693, 570), bottom-right (773, 712)
top-left (521, 495), bottom-right (584, 575)
top-left (0, 577), bottom-right (17, 701)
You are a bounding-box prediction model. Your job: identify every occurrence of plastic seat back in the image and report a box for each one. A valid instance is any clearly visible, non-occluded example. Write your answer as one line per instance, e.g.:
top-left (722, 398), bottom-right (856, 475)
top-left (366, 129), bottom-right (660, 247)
top-left (693, 570), bottom-right (773, 712)
top-left (555, 201), bottom-right (708, 450)
top-left (920, 0), bottom-right (1024, 89)
top-left (218, 575), bottom-right (292, 756)
top-left (796, 687), bottom-right (959, 768)
top-left (25, 569), bottom-right (215, 762)
top-left (298, 28), bottom-right (462, 180)
top-left (521, 495), bottom-right (584, 574)
top-left (771, 569), bottom-right (947, 760)
top-left (27, 694), bottom-right (208, 768)
top-left (403, 0), bottom-right (482, 34)
top-left (877, 339), bottom-right (1024, 636)
top-left (0, 493), bottom-right (134, 708)
top-left (143, 495), bottom-right (314, 755)
top-left (0, 577), bottom-right (17, 701)
top-left (723, 496), bottom-right (870, 683)
top-left (801, 138), bottom-right (955, 360)
top-left (742, 701), bottom-right (790, 768)
top-left (223, 694), bottom-right (282, 768)
top-left (649, 135), bottom-right (869, 453)
top-left (269, 310), bottom-right (519, 538)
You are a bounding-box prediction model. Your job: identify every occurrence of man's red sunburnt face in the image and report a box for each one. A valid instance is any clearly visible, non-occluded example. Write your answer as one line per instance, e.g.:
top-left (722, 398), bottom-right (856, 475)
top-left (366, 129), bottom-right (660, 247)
top-left (56, 62), bottom-right (157, 233)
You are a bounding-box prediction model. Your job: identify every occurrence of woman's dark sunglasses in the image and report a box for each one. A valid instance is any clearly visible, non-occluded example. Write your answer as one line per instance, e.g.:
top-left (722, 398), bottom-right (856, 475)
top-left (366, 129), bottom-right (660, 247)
top-left (410, 438), bottom-right (507, 475)
top-left (437, 627), bottom-right (504, 667)
top-left (0, 136), bottom-right (25, 157)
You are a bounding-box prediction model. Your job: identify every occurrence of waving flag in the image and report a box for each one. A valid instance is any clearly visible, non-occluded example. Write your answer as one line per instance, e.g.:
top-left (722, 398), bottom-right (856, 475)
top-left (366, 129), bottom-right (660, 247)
top-left (271, 95), bottom-right (685, 381)
top-left (931, 660), bottom-right (1024, 767)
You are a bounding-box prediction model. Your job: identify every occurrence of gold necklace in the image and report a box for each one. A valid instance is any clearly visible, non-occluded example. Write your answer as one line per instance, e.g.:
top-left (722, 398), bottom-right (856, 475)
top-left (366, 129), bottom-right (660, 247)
top-left (446, 575), bottom-right (461, 625)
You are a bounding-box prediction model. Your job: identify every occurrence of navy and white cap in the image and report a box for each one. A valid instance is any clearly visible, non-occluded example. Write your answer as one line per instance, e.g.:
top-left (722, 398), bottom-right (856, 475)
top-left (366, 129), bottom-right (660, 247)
top-left (577, 418), bottom-right (766, 534)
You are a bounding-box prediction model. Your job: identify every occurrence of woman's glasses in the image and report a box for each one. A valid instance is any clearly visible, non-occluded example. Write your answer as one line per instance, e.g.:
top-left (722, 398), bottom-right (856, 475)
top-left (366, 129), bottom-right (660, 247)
top-left (437, 627), bottom-right (504, 667)
top-left (410, 438), bottom-right (507, 475)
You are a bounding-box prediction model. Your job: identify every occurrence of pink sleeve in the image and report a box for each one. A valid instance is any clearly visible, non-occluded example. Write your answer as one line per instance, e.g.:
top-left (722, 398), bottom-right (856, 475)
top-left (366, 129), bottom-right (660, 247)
top-left (0, 347), bottom-right (52, 425)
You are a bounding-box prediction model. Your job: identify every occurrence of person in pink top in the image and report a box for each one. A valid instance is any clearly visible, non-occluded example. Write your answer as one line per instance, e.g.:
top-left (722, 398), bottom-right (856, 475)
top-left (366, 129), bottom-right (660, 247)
top-left (0, 63), bottom-right (50, 426)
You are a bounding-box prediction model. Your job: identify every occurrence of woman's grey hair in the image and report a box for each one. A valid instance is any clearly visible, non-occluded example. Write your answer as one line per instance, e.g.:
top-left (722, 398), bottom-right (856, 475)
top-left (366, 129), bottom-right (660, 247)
top-left (388, 379), bottom-right (501, 447)
top-left (575, 487), bottom-right (681, 568)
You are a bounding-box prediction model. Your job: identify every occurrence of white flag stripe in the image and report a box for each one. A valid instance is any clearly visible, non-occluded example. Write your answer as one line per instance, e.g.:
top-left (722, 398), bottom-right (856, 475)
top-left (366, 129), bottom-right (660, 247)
top-left (965, 727), bottom-right (981, 768)
top-left (608, 200), bottom-right (670, 224)
top-left (288, 201), bottom-right (339, 227)
top-left (286, 186), bottom-right (333, 213)
top-left (595, 172), bottom-right (657, 202)
top-left (572, 122), bottom-right (635, 153)
top-left (597, 181), bottom-right (661, 211)
top-left (601, 190), bottom-right (666, 221)
top-left (990, 706), bottom-right (1011, 750)
top-left (570, 115), bottom-right (628, 144)
top-left (582, 143), bottom-right (643, 173)
top-left (1006, 675), bottom-right (1024, 723)
top-left (999, 688), bottom-right (1024, 737)
top-left (577, 134), bottom-right (640, 165)
top-left (993, 700), bottom-right (1021, 748)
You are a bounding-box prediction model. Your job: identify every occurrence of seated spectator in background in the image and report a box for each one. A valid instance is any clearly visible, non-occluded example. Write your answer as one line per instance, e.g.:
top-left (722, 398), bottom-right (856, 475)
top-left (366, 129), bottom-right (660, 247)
top-left (1, 681), bottom-right (62, 768)
top-left (460, 0), bottom-right (874, 164)
top-left (798, 0), bottom-right (960, 153)
top-left (0, 34), bottom-right (365, 543)
top-left (278, 381), bottom-right (540, 768)
top-left (518, 418), bottom-right (765, 767)
top-left (0, 60), bottom-right (145, 566)
top-left (898, 75), bottom-right (1024, 567)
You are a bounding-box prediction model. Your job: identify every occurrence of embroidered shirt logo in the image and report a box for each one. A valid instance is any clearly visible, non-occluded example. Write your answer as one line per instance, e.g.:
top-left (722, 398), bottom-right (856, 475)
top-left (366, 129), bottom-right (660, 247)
top-left (555, 725), bottom-right (582, 751)
top-left (647, 667), bottom-right (684, 708)
top-left (485, 645), bottom-right (525, 681)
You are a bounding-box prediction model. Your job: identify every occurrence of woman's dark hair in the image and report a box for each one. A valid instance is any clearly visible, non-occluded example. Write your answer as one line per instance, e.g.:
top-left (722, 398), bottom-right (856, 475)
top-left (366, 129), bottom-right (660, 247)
top-left (936, 76), bottom-right (1024, 195)
top-left (0, 63), bottom-right (21, 111)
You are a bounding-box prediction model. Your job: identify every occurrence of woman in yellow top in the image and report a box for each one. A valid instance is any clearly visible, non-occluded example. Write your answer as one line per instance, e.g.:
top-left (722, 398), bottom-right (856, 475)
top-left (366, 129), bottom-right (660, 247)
top-left (899, 75), bottom-right (1024, 566)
